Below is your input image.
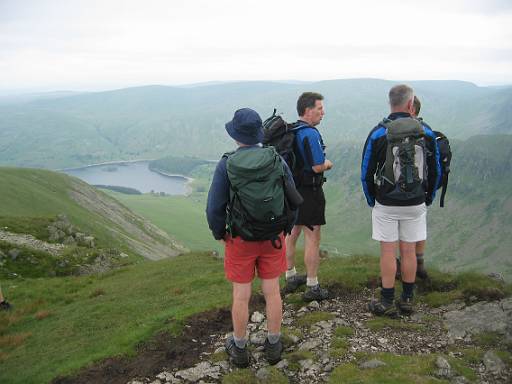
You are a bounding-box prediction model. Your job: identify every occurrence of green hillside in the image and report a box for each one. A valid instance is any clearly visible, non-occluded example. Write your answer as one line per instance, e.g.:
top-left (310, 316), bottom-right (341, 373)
top-left (0, 167), bottom-right (184, 263)
top-left (1, 80), bottom-right (511, 168)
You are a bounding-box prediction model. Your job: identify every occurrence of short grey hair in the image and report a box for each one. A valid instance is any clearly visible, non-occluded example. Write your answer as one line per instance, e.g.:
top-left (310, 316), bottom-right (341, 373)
top-left (389, 84), bottom-right (414, 108)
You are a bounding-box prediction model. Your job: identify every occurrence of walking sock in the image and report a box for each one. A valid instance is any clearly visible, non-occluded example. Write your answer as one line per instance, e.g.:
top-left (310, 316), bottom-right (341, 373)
top-left (402, 282), bottom-right (415, 299)
top-left (234, 336), bottom-right (247, 349)
top-left (306, 277), bottom-right (318, 287)
top-left (416, 253), bottom-right (424, 265)
top-left (285, 267), bottom-right (297, 279)
top-left (267, 332), bottom-right (281, 344)
top-left (381, 287), bottom-right (395, 305)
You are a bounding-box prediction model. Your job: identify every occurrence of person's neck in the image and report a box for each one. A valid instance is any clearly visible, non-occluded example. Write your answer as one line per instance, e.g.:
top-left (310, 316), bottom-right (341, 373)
top-left (299, 117), bottom-right (315, 126)
top-left (390, 107), bottom-right (410, 114)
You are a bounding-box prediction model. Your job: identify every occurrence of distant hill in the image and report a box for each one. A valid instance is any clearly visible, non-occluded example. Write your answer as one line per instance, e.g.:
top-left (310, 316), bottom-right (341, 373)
top-left (1, 79), bottom-right (511, 168)
top-left (0, 167), bottom-right (185, 261)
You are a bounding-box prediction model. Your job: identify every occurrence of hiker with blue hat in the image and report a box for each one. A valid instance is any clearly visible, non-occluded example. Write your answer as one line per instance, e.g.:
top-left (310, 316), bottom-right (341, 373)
top-left (206, 108), bottom-right (302, 368)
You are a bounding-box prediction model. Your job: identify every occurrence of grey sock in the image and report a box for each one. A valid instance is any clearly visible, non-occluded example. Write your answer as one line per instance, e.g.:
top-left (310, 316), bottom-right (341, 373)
top-left (234, 336), bottom-right (247, 349)
top-left (267, 332), bottom-right (281, 344)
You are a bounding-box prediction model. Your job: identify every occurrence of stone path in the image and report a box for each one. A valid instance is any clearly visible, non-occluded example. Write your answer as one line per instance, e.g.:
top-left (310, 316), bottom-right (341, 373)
top-left (126, 291), bottom-right (512, 384)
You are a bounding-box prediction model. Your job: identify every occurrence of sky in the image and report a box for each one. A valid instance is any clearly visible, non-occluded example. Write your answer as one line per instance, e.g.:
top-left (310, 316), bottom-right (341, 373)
top-left (1, 0), bottom-right (511, 92)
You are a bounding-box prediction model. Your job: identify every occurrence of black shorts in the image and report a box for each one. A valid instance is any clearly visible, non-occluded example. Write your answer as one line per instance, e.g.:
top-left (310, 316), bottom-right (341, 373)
top-left (296, 185), bottom-right (326, 226)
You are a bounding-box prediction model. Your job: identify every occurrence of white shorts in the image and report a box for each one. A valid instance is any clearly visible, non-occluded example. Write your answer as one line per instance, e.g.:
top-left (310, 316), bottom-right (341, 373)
top-left (372, 201), bottom-right (427, 242)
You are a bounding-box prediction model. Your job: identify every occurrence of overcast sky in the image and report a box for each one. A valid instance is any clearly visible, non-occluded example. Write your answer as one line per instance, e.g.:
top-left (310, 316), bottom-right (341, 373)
top-left (1, 0), bottom-right (511, 92)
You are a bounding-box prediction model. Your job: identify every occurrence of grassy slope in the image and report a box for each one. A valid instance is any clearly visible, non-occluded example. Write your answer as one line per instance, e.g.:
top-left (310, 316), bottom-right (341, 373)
top-left (108, 192), bottom-right (222, 253)
top-left (0, 167), bottom-right (131, 252)
top-left (0, 253), bottom-right (230, 384)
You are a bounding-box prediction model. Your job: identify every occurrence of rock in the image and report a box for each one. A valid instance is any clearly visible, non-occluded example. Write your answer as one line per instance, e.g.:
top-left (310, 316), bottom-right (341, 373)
top-left (287, 334), bottom-right (300, 343)
top-left (316, 320), bottom-right (332, 330)
top-left (359, 359), bottom-right (387, 369)
top-left (250, 330), bottom-right (267, 346)
top-left (483, 350), bottom-right (506, 374)
top-left (299, 339), bottom-right (322, 350)
top-left (307, 301), bottom-right (320, 309)
top-left (299, 359), bottom-right (314, 370)
top-left (75, 232), bottom-right (86, 244)
top-left (443, 298), bottom-right (512, 342)
top-left (156, 371), bottom-right (174, 381)
top-left (451, 376), bottom-right (468, 384)
top-left (324, 363), bottom-right (334, 372)
top-left (255, 367), bottom-right (270, 381)
top-left (175, 361), bottom-right (219, 381)
top-left (63, 236), bottom-right (76, 246)
top-left (83, 236), bottom-right (95, 248)
top-left (487, 272), bottom-right (505, 283)
top-left (214, 360), bottom-right (229, 371)
top-left (435, 356), bottom-right (452, 378)
top-left (214, 346), bottom-right (225, 354)
top-left (8, 248), bottom-right (20, 260)
top-left (251, 311), bottom-right (265, 323)
top-left (275, 359), bottom-right (288, 369)
top-left (149, 380), bottom-right (162, 384)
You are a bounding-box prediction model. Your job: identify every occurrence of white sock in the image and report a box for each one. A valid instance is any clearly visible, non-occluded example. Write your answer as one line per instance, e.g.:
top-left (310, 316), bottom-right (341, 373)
top-left (285, 267), bottom-right (297, 279)
top-left (307, 277), bottom-right (318, 287)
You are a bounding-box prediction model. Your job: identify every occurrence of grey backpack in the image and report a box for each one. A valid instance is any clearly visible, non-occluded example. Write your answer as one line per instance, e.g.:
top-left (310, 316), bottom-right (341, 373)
top-left (377, 117), bottom-right (427, 201)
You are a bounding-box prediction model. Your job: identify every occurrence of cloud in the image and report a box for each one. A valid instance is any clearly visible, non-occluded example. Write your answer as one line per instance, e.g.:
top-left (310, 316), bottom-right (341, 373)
top-left (0, 0), bottom-right (511, 91)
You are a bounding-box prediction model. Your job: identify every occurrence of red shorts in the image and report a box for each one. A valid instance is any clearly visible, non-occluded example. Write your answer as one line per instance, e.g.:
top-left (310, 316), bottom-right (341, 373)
top-left (224, 234), bottom-right (287, 283)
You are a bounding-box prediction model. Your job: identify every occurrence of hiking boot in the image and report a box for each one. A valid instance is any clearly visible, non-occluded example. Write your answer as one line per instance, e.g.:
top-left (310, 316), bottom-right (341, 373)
top-left (397, 296), bottom-right (415, 315)
top-left (416, 264), bottom-right (429, 279)
top-left (302, 284), bottom-right (329, 302)
top-left (264, 338), bottom-right (283, 365)
top-left (225, 336), bottom-right (249, 368)
top-left (0, 300), bottom-right (11, 311)
top-left (395, 258), bottom-right (402, 280)
top-left (368, 299), bottom-right (398, 318)
top-left (284, 274), bottom-right (307, 294)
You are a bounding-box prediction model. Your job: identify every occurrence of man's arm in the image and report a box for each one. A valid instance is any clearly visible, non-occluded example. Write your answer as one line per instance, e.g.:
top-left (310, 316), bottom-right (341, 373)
top-left (361, 126), bottom-right (384, 207)
top-left (206, 157), bottom-right (230, 240)
top-left (302, 131), bottom-right (333, 173)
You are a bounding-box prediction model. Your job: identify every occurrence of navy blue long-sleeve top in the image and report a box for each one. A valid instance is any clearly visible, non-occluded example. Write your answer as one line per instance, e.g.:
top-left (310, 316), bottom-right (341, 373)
top-left (361, 112), bottom-right (442, 207)
top-left (206, 145), bottom-right (296, 240)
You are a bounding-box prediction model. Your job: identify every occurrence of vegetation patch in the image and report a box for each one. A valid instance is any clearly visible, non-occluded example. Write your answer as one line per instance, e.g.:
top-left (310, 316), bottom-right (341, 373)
top-left (420, 291), bottom-right (463, 307)
top-left (329, 352), bottom-right (477, 383)
top-left (209, 350), bottom-right (228, 363)
top-left (0, 216), bottom-right (54, 242)
top-left (335, 326), bottom-right (354, 337)
top-left (222, 369), bottom-right (258, 384)
top-left (296, 311), bottom-right (335, 328)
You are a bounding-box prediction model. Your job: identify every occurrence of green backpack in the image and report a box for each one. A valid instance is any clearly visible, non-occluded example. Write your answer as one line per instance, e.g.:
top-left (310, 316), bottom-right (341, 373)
top-left (225, 146), bottom-right (294, 248)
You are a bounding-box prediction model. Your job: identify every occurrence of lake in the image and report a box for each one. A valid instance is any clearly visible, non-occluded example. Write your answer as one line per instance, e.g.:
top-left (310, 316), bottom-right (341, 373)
top-left (62, 161), bottom-right (189, 195)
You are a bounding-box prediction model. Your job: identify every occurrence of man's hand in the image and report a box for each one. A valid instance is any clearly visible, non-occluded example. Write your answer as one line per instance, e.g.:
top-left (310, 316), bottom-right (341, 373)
top-left (219, 239), bottom-right (226, 245)
top-left (312, 159), bottom-right (333, 173)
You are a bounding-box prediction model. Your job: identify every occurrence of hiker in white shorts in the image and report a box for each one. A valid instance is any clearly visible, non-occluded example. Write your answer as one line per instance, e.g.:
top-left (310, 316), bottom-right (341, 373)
top-left (361, 84), bottom-right (441, 317)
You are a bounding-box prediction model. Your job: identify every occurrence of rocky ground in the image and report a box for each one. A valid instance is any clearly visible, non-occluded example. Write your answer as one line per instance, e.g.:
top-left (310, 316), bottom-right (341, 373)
top-left (118, 291), bottom-right (512, 384)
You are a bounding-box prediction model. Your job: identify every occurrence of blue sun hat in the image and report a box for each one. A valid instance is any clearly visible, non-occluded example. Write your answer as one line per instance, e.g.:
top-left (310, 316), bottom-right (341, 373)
top-left (225, 108), bottom-right (263, 145)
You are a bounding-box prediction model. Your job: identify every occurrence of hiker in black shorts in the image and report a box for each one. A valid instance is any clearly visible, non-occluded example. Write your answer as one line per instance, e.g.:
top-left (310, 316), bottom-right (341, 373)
top-left (284, 92), bottom-right (334, 302)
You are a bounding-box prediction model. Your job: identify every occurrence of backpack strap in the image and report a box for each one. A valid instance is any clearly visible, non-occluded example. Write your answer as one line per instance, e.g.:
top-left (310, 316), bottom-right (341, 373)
top-left (439, 172), bottom-right (449, 208)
